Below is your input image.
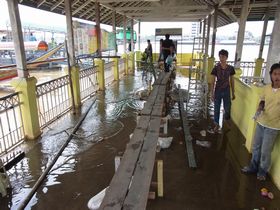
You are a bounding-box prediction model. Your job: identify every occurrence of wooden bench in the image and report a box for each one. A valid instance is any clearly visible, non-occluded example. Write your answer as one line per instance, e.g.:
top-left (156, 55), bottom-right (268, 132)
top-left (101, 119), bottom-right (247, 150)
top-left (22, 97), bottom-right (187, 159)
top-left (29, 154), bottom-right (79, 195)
top-left (99, 72), bottom-right (172, 210)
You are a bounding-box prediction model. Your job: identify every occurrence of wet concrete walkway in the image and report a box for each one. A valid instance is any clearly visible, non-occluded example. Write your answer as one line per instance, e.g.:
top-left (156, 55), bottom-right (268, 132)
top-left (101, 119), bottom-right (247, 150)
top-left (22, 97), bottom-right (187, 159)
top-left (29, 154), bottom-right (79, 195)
top-left (1, 71), bottom-right (280, 210)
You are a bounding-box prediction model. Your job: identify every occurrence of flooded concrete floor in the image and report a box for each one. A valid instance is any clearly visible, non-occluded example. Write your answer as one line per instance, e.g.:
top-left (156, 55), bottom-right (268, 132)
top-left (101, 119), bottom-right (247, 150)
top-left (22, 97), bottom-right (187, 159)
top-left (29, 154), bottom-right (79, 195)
top-left (1, 72), bottom-right (280, 210)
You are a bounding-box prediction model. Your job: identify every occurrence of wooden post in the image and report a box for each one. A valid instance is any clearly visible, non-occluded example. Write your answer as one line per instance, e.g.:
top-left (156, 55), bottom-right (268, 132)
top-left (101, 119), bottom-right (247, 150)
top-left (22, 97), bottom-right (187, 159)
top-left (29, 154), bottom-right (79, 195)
top-left (211, 5), bottom-right (218, 58)
top-left (65, 0), bottom-right (75, 66)
top-left (7, 0), bottom-right (28, 78)
top-left (123, 16), bottom-right (127, 53)
top-left (95, 1), bottom-right (101, 55)
top-left (112, 10), bottom-right (117, 54)
top-left (65, 0), bottom-right (81, 109)
top-left (258, 12), bottom-right (269, 59)
top-left (234, 0), bottom-right (250, 69)
top-left (131, 19), bottom-right (134, 52)
top-left (157, 160), bottom-right (163, 197)
top-left (138, 20), bottom-right (141, 50)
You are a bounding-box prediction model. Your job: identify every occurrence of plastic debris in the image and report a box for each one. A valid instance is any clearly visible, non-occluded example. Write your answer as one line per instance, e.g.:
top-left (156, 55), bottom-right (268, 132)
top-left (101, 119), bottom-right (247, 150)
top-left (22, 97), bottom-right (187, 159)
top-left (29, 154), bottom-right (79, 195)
top-left (158, 137), bottom-right (173, 149)
top-left (196, 140), bottom-right (211, 148)
top-left (260, 188), bottom-right (274, 200)
top-left (88, 187), bottom-right (108, 210)
top-left (267, 192), bottom-right (274, 200)
top-left (200, 130), bottom-right (206, 137)
top-left (175, 127), bottom-right (182, 131)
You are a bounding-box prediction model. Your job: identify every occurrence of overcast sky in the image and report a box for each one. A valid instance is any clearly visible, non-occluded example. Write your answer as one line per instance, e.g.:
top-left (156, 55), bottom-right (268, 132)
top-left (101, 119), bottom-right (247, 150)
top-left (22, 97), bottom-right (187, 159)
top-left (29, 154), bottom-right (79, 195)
top-left (0, 0), bottom-right (274, 37)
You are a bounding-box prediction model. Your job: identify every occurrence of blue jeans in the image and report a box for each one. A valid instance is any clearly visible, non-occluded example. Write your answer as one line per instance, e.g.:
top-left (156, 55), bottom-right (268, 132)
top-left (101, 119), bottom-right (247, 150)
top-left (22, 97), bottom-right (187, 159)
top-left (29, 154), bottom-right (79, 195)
top-left (250, 123), bottom-right (279, 176)
top-left (214, 87), bottom-right (231, 125)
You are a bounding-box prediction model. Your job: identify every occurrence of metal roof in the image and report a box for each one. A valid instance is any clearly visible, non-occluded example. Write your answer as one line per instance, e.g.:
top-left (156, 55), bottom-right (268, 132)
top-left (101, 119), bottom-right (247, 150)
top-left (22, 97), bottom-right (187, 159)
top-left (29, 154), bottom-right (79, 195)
top-left (19, 0), bottom-right (278, 27)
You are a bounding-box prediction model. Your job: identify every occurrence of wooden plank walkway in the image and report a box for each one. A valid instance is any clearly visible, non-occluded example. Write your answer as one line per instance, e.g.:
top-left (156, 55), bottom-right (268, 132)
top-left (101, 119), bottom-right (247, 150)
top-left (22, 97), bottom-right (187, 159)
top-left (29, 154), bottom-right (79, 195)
top-left (99, 72), bottom-right (171, 210)
top-left (178, 87), bottom-right (197, 168)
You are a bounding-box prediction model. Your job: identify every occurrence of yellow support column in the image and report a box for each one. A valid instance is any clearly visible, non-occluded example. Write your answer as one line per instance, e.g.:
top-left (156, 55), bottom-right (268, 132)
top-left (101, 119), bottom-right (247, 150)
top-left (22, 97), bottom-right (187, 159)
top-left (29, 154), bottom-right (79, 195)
top-left (95, 58), bottom-right (105, 90)
top-left (254, 58), bottom-right (264, 77)
top-left (157, 160), bottom-right (163, 197)
top-left (130, 52), bottom-right (135, 74)
top-left (11, 77), bottom-right (41, 140)
top-left (207, 57), bottom-right (215, 83)
top-left (234, 68), bottom-right (242, 78)
top-left (135, 51), bottom-right (141, 68)
top-left (122, 53), bottom-right (129, 75)
top-left (113, 58), bottom-right (119, 81)
top-left (70, 65), bottom-right (81, 108)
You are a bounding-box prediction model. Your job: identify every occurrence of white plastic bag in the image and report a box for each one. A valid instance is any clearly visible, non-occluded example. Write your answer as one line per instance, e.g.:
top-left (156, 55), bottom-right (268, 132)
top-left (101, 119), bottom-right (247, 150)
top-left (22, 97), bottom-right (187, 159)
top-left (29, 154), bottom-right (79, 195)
top-left (158, 137), bottom-right (173, 149)
top-left (88, 187), bottom-right (108, 210)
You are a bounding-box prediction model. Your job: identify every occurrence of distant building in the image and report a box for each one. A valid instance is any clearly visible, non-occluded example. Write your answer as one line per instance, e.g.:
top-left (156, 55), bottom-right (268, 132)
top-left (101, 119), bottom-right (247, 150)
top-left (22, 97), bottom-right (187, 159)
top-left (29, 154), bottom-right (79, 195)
top-left (191, 22), bottom-right (200, 38)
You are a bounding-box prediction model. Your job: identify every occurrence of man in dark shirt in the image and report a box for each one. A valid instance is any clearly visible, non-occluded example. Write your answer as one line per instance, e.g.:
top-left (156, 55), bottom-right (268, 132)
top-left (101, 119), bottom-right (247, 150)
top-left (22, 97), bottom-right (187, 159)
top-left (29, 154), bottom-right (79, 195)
top-left (211, 49), bottom-right (235, 132)
top-left (162, 34), bottom-right (174, 72)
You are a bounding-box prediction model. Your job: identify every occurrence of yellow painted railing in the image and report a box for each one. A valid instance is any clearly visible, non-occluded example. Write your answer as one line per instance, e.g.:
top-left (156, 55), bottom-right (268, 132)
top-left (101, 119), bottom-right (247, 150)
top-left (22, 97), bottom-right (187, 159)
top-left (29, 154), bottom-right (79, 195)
top-left (232, 78), bottom-right (280, 189)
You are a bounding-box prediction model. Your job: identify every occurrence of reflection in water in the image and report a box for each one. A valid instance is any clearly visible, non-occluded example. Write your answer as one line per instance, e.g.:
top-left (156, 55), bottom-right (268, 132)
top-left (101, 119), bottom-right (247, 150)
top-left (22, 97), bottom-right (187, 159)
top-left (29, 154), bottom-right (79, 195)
top-left (0, 72), bottom-right (147, 210)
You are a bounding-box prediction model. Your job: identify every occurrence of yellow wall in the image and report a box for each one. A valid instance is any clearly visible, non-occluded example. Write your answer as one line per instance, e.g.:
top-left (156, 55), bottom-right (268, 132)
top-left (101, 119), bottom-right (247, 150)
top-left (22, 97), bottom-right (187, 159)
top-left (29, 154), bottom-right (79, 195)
top-left (150, 53), bottom-right (193, 66)
top-left (232, 78), bottom-right (280, 189)
top-left (176, 53), bottom-right (193, 66)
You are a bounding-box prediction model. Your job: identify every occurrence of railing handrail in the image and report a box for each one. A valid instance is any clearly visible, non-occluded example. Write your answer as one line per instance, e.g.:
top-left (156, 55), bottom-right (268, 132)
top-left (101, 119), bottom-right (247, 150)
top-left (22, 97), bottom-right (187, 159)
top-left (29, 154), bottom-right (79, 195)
top-left (0, 57), bottom-right (66, 70)
top-left (36, 74), bottom-right (69, 88)
top-left (0, 92), bottom-right (19, 101)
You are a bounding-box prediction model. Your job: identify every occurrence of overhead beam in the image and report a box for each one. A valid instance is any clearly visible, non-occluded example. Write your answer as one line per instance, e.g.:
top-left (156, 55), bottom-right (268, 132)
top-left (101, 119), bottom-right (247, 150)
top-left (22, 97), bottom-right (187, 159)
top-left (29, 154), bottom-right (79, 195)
top-left (37, 0), bottom-right (46, 8)
top-left (72, 0), bottom-right (93, 15)
top-left (80, 5), bottom-right (95, 18)
top-left (101, 3), bottom-right (135, 20)
top-left (51, 0), bottom-right (64, 11)
top-left (126, 11), bottom-right (209, 17)
top-left (136, 17), bottom-right (203, 22)
top-left (97, 0), bottom-right (160, 2)
top-left (220, 8), bottom-right (238, 22)
top-left (115, 5), bottom-right (209, 11)
top-left (220, 1), bottom-right (278, 9)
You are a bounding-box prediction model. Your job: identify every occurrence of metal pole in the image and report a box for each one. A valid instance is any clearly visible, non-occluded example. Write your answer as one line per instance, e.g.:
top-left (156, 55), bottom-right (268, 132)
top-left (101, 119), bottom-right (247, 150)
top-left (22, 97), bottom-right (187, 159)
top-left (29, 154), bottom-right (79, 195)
top-left (123, 16), bottom-right (127, 53)
top-left (65, 0), bottom-right (76, 66)
top-left (202, 18), bottom-right (206, 53)
top-left (205, 15), bottom-right (211, 56)
top-left (112, 10), bottom-right (117, 54)
top-left (234, 0), bottom-right (250, 68)
top-left (95, 1), bottom-right (101, 55)
top-left (7, 0), bottom-right (28, 78)
top-left (211, 5), bottom-right (218, 58)
top-left (258, 12), bottom-right (269, 59)
top-left (264, 1), bottom-right (280, 83)
top-left (138, 20), bottom-right (141, 50)
top-left (131, 19), bottom-right (134, 52)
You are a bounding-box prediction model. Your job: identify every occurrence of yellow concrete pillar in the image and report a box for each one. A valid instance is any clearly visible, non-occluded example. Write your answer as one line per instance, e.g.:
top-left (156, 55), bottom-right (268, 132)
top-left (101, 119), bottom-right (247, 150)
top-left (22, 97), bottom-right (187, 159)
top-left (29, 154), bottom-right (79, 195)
top-left (11, 77), bottom-right (41, 140)
top-left (245, 85), bottom-right (263, 151)
top-left (129, 52), bottom-right (135, 73)
top-left (122, 53), bottom-right (129, 75)
top-left (135, 51), bottom-right (141, 68)
top-left (70, 65), bottom-right (81, 108)
top-left (234, 68), bottom-right (242, 78)
top-left (95, 58), bottom-right (105, 90)
top-left (207, 57), bottom-right (215, 83)
top-left (113, 58), bottom-right (119, 81)
top-left (254, 58), bottom-right (264, 77)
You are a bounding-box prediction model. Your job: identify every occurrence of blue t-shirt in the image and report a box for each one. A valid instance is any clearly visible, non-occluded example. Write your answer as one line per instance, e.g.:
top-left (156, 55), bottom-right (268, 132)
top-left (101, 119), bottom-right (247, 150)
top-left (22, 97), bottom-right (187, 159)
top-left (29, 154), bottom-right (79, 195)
top-left (211, 63), bottom-right (235, 90)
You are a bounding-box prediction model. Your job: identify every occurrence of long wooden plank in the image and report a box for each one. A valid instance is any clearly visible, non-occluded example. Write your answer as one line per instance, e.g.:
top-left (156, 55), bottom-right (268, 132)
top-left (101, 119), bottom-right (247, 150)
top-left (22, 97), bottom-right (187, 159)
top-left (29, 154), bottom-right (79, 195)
top-left (153, 72), bottom-right (165, 85)
top-left (161, 72), bottom-right (171, 85)
top-left (151, 86), bottom-right (167, 116)
top-left (99, 116), bottom-right (151, 210)
top-left (179, 89), bottom-right (197, 168)
top-left (122, 117), bottom-right (161, 210)
top-left (141, 86), bottom-right (159, 116)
